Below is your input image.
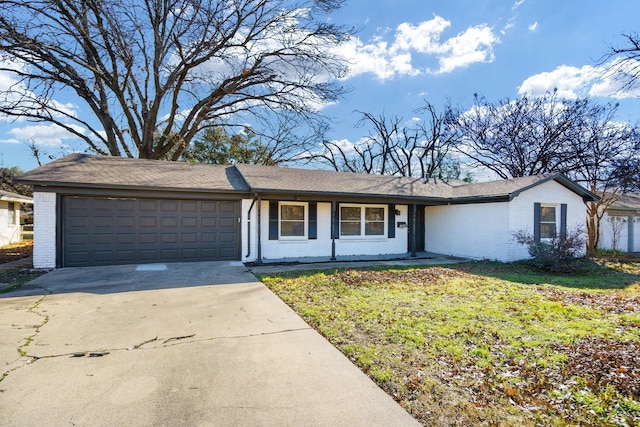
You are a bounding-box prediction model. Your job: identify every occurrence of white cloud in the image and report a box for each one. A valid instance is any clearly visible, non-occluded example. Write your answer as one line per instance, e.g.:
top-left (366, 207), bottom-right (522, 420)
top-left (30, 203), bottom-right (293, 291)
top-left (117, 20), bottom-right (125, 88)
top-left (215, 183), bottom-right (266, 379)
top-left (7, 123), bottom-right (86, 147)
top-left (528, 22), bottom-right (538, 31)
top-left (518, 65), bottom-right (598, 98)
top-left (512, 0), bottom-right (526, 10)
top-left (338, 16), bottom-right (500, 80)
top-left (518, 59), bottom-right (640, 99)
top-left (432, 25), bottom-right (499, 74)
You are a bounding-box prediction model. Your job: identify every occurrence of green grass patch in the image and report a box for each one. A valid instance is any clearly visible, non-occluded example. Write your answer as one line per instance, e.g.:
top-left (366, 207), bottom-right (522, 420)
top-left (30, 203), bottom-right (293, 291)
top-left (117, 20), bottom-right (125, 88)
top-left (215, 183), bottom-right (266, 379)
top-left (259, 260), bottom-right (640, 426)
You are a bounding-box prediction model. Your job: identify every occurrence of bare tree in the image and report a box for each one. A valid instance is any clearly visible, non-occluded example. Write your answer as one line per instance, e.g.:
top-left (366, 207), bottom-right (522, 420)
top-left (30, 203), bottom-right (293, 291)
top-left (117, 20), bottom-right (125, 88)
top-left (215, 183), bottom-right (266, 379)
top-left (309, 102), bottom-right (459, 178)
top-left (448, 91), bottom-right (588, 179)
top-left (602, 32), bottom-right (640, 93)
top-left (0, 0), bottom-right (351, 160)
top-left (566, 101), bottom-right (640, 252)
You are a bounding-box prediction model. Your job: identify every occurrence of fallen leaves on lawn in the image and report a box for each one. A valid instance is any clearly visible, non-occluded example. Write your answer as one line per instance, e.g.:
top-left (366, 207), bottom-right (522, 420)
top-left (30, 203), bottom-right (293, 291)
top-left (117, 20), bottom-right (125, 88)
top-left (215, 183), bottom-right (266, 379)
top-left (557, 338), bottom-right (640, 399)
top-left (0, 241), bottom-right (33, 264)
top-left (328, 267), bottom-right (468, 286)
top-left (541, 287), bottom-right (640, 314)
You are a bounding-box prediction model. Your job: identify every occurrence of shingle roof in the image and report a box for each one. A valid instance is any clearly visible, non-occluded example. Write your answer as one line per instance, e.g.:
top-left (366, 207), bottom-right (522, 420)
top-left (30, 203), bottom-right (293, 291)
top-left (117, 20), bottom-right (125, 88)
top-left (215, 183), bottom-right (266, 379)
top-left (16, 154), bottom-right (598, 203)
top-left (0, 189), bottom-right (32, 203)
top-left (17, 153), bottom-right (249, 193)
top-left (608, 193), bottom-right (640, 212)
top-left (233, 163), bottom-right (456, 200)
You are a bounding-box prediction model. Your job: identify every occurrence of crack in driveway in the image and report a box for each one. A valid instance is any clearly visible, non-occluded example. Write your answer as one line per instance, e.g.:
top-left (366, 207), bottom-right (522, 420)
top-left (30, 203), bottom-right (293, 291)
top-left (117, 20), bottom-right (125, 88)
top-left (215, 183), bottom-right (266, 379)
top-left (19, 327), bottom-right (312, 362)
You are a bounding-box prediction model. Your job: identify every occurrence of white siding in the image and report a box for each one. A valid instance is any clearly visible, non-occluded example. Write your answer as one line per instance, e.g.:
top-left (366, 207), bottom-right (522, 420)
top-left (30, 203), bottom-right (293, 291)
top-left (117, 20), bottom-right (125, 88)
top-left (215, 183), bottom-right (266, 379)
top-left (33, 192), bottom-right (57, 268)
top-left (243, 200), bottom-right (409, 262)
top-left (599, 212), bottom-right (640, 252)
top-left (425, 180), bottom-right (588, 262)
top-left (0, 201), bottom-right (22, 246)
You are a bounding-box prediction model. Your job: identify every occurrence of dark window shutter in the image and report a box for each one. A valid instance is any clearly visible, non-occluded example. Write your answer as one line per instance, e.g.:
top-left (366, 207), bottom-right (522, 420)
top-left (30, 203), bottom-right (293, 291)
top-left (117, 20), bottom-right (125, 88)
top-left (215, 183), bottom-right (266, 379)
top-left (332, 203), bottom-right (340, 239)
top-left (308, 203), bottom-right (317, 240)
top-left (388, 204), bottom-right (396, 238)
top-left (533, 203), bottom-right (541, 243)
top-left (560, 203), bottom-right (567, 238)
top-left (269, 201), bottom-right (278, 240)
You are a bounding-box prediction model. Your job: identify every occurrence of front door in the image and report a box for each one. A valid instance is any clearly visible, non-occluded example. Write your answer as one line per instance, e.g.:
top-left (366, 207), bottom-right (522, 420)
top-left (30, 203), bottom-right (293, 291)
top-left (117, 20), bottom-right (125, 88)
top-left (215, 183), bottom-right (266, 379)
top-left (407, 205), bottom-right (425, 253)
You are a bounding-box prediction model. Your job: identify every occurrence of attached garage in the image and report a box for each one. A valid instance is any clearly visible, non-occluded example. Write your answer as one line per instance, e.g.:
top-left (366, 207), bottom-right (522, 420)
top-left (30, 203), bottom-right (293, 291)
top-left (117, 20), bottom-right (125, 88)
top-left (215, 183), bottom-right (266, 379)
top-left (62, 196), bottom-right (240, 267)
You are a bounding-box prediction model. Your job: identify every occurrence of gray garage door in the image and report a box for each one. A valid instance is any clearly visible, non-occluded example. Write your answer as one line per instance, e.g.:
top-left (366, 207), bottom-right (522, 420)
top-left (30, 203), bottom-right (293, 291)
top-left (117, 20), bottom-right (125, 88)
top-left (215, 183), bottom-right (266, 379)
top-left (62, 197), bottom-right (240, 267)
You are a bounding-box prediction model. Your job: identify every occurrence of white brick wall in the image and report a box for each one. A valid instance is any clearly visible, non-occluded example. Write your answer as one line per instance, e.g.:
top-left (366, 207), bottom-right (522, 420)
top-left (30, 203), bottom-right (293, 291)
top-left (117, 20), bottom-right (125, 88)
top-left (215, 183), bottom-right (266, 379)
top-left (33, 192), bottom-right (57, 268)
top-left (506, 180), bottom-right (588, 261)
top-left (425, 202), bottom-right (510, 260)
top-left (425, 180), bottom-right (589, 262)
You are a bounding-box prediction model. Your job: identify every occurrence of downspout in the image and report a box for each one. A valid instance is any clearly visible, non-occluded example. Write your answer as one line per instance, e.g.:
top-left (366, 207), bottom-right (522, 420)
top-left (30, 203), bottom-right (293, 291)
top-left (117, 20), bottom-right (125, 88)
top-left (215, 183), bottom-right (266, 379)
top-left (257, 196), bottom-right (262, 264)
top-left (245, 194), bottom-right (259, 258)
top-left (411, 204), bottom-right (417, 257)
top-left (331, 201), bottom-right (336, 261)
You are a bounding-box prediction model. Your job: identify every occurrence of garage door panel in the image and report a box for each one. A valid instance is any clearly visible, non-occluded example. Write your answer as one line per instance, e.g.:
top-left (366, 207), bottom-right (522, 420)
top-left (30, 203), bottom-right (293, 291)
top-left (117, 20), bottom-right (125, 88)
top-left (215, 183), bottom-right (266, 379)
top-left (63, 197), bottom-right (240, 267)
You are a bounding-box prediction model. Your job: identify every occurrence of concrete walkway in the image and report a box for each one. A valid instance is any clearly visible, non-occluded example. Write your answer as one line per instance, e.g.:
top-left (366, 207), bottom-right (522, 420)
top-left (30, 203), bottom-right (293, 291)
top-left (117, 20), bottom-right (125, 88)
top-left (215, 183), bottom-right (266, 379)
top-left (249, 252), bottom-right (467, 275)
top-left (0, 261), bottom-right (419, 426)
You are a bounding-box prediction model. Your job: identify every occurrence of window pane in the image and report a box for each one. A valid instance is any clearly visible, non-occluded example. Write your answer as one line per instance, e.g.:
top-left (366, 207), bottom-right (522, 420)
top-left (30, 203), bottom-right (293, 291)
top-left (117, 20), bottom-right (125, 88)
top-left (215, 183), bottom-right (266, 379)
top-left (540, 206), bottom-right (555, 222)
top-left (281, 205), bottom-right (304, 220)
top-left (365, 221), bottom-right (384, 235)
top-left (8, 202), bottom-right (15, 225)
top-left (341, 207), bottom-right (361, 220)
top-left (365, 207), bottom-right (384, 221)
top-left (341, 221), bottom-right (361, 236)
top-left (281, 221), bottom-right (305, 236)
top-left (540, 223), bottom-right (556, 239)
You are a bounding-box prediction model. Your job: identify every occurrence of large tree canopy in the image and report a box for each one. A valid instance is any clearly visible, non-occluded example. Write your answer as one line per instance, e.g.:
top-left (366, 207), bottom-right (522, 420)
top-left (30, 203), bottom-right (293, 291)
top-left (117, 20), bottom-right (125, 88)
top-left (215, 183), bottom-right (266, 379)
top-left (0, 0), bottom-right (351, 160)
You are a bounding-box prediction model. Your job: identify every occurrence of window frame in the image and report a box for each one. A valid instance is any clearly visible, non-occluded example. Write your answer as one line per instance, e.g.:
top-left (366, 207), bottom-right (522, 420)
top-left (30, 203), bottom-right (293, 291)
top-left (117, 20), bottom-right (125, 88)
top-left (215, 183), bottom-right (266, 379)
top-left (339, 203), bottom-right (387, 239)
top-left (539, 204), bottom-right (557, 239)
top-left (278, 201), bottom-right (308, 240)
top-left (7, 202), bottom-right (16, 226)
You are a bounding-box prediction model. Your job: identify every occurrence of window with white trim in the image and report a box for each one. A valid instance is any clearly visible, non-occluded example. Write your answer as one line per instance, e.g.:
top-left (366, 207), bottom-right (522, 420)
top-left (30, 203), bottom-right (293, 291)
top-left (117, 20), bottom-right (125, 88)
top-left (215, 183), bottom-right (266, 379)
top-left (340, 204), bottom-right (386, 237)
top-left (539, 205), bottom-right (557, 238)
top-left (8, 202), bottom-right (16, 225)
top-left (279, 202), bottom-right (307, 239)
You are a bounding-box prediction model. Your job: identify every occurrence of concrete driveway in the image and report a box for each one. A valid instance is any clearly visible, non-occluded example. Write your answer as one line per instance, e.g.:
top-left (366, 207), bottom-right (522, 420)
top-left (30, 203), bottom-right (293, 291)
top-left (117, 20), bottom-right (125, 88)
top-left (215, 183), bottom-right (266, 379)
top-left (0, 261), bottom-right (418, 426)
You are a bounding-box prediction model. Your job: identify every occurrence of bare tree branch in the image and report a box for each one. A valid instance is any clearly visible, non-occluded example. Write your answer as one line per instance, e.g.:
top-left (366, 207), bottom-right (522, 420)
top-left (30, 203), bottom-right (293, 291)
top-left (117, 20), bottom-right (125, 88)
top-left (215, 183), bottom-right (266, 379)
top-left (0, 0), bottom-right (351, 159)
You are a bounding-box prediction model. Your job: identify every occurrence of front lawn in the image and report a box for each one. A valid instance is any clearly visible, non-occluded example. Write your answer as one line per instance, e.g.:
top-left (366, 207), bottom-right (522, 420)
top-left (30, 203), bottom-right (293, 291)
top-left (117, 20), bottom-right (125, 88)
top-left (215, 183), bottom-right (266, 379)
top-left (259, 260), bottom-right (640, 426)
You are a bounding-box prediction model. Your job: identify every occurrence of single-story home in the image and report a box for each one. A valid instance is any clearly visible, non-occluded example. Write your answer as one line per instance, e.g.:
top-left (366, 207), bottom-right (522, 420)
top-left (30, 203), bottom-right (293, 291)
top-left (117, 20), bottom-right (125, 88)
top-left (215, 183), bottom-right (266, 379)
top-left (598, 193), bottom-right (640, 253)
top-left (0, 189), bottom-right (33, 246)
top-left (17, 154), bottom-right (598, 269)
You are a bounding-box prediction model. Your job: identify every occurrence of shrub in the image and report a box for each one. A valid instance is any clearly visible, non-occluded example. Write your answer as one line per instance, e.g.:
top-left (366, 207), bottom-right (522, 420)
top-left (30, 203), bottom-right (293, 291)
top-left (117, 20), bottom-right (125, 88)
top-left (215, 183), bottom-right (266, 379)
top-left (513, 226), bottom-right (587, 273)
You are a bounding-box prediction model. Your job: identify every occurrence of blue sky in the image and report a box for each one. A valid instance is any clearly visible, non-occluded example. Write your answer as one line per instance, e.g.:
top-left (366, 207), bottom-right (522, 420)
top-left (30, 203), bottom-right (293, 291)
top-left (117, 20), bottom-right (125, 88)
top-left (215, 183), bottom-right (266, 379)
top-left (1, 0), bottom-right (639, 173)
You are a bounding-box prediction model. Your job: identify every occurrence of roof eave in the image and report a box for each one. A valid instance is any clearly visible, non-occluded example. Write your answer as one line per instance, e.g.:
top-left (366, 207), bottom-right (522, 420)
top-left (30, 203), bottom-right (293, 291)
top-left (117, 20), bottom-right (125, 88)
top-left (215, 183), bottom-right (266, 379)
top-left (27, 181), bottom-right (249, 195)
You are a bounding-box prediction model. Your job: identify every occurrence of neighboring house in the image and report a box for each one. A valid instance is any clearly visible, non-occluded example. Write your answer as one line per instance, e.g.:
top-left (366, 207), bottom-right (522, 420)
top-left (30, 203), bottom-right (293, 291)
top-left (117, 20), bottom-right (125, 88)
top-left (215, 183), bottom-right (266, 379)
top-left (0, 190), bottom-right (33, 246)
top-left (598, 193), bottom-right (640, 253)
top-left (17, 154), bottom-right (598, 269)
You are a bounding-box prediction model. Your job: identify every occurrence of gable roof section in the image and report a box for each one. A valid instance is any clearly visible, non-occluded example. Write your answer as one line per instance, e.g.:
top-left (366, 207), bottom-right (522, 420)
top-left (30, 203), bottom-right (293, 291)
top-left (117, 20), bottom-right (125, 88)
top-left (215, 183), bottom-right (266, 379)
top-left (449, 173), bottom-right (599, 203)
top-left (0, 189), bottom-right (33, 204)
top-left (17, 154), bottom-right (598, 203)
top-left (17, 153), bottom-right (249, 194)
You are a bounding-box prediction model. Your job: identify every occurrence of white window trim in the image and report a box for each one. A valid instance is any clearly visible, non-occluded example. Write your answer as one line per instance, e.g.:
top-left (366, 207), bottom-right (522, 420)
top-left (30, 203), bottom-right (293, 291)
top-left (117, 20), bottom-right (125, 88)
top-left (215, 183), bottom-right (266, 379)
top-left (540, 203), bottom-right (558, 240)
top-left (278, 201), bottom-right (308, 240)
top-left (339, 203), bottom-right (387, 239)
